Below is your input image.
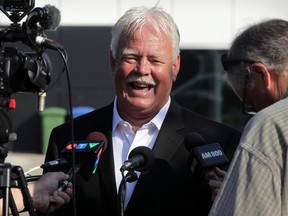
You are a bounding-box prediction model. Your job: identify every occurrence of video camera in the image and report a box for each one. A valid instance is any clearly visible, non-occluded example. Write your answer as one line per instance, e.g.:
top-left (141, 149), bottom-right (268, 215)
top-left (0, 2), bottom-right (64, 215)
top-left (0, 0), bottom-right (61, 96)
top-left (0, 0), bottom-right (62, 144)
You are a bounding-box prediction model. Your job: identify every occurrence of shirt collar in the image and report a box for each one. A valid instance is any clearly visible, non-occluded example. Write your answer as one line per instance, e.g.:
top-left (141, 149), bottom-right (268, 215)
top-left (112, 96), bottom-right (171, 132)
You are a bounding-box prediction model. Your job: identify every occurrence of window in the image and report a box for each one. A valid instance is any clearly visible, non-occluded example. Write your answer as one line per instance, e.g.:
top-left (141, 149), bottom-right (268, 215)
top-left (172, 50), bottom-right (250, 130)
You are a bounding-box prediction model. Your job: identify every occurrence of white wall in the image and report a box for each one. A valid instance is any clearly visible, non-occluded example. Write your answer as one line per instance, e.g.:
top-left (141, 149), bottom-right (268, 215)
top-left (1, 0), bottom-right (288, 49)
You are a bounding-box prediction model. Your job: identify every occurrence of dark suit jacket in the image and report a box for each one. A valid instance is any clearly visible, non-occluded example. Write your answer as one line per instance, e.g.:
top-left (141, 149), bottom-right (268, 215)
top-left (39, 99), bottom-right (241, 216)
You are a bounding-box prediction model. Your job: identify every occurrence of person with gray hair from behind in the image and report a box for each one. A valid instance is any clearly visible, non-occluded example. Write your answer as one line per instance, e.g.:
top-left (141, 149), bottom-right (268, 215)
top-left (39, 5), bottom-right (241, 216)
top-left (207, 18), bottom-right (288, 216)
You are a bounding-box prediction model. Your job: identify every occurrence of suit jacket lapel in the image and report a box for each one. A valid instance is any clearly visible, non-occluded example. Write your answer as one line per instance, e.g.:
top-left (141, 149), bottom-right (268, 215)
top-left (127, 99), bottom-right (185, 208)
top-left (153, 99), bottom-right (185, 159)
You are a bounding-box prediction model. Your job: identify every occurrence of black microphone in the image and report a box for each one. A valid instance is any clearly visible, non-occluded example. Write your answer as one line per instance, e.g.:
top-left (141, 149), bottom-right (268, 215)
top-left (40, 157), bottom-right (69, 169)
top-left (185, 132), bottom-right (229, 181)
top-left (120, 146), bottom-right (155, 172)
top-left (118, 146), bottom-right (154, 216)
top-left (28, 4), bottom-right (61, 30)
top-left (39, 5), bottom-right (61, 30)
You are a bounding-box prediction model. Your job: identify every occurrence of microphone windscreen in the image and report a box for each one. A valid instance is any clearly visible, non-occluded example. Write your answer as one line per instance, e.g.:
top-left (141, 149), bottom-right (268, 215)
top-left (128, 146), bottom-right (155, 172)
top-left (86, 131), bottom-right (108, 152)
top-left (39, 4), bottom-right (61, 30)
top-left (184, 132), bottom-right (206, 152)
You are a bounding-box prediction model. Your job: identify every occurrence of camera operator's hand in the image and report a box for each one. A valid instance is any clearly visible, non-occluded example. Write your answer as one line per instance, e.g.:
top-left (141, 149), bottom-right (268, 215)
top-left (30, 172), bottom-right (73, 213)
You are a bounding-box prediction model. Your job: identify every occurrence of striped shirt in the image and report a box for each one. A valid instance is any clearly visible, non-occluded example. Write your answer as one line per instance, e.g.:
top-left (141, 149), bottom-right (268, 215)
top-left (209, 95), bottom-right (288, 216)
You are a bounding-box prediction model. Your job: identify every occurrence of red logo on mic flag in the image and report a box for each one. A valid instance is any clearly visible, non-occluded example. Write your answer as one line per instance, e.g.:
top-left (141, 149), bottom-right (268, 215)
top-left (66, 143), bottom-right (78, 150)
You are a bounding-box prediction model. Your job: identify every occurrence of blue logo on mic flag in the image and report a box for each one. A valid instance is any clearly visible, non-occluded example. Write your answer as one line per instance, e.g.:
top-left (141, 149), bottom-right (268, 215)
top-left (76, 143), bottom-right (88, 149)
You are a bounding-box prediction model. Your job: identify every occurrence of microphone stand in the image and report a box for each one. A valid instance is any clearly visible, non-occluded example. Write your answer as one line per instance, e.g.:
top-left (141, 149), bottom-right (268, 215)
top-left (117, 170), bottom-right (138, 216)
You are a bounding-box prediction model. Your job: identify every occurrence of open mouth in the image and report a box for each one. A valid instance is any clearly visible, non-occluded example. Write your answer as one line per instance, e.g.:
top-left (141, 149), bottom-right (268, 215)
top-left (130, 82), bottom-right (155, 90)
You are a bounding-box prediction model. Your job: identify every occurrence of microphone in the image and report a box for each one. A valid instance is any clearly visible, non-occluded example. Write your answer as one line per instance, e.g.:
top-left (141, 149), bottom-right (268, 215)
top-left (118, 146), bottom-right (154, 216)
top-left (61, 131), bottom-right (108, 179)
top-left (58, 131), bottom-right (108, 191)
top-left (40, 158), bottom-right (69, 169)
top-left (39, 5), bottom-right (61, 30)
top-left (28, 4), bottom-right (61, 30)
top-left (86, 131), bottom-right (108, 152)
top-left (120, 146), bottom-right (155, 172)
top-left (185, 132), bottom-right (229, 181)
top-left (42, 131), bottom-right (108, 180)
top-left (28, 5), bottom-right (63, 50)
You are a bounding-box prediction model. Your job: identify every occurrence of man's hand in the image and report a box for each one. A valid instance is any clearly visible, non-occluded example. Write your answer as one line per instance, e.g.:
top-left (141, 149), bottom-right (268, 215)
top-left (203, 167), bottom-right (226, 202)
top-left (31, 172), bottom-right (73, 213)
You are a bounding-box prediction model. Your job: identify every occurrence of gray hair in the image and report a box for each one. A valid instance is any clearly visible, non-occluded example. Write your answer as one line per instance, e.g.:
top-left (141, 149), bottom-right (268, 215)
top-left (110, 6), bottom-right (180, 61)
top-left (225, 18), bottom-right (288, 91)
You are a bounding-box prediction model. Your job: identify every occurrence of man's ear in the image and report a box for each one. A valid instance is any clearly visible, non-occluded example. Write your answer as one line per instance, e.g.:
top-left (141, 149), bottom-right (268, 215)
top-left (250, 62), bottom-right (271, 88)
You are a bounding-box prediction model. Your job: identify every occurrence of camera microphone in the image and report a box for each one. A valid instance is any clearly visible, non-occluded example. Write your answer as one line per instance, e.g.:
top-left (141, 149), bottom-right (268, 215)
top-left (39, 5), bottom-right (61, 30)
top-left (28, 4), bottom-right (61, 30)
top-left (27, 5), bottom-right (63, 50)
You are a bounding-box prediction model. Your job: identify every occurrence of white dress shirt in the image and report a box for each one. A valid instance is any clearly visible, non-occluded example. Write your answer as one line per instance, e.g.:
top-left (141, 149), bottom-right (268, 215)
top-left (112, 96), bottom-right (170, 208)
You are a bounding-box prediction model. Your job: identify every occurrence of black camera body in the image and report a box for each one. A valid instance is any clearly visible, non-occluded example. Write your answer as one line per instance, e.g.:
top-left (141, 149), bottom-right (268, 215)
top-left (0, 0), bottom-right (59, 96)
top-left (0, 46), bottom-right (51, 95)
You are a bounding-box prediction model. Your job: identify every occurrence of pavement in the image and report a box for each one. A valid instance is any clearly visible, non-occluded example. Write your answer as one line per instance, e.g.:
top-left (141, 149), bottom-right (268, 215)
top-left (4, 152), bottom-right (45, 176)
